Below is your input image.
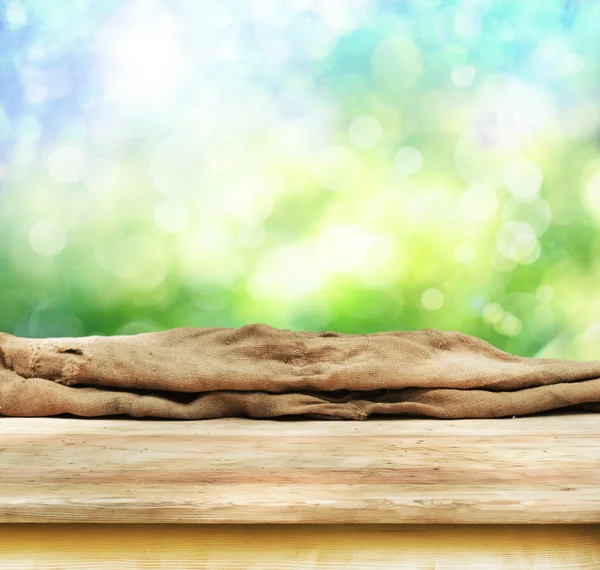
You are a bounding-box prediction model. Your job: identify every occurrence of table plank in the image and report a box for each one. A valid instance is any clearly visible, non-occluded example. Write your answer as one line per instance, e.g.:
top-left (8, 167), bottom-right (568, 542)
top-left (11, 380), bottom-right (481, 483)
top-left (1, 524), bottom-right (599, 569)
top-left (0, 413), bottom-right (599, 523)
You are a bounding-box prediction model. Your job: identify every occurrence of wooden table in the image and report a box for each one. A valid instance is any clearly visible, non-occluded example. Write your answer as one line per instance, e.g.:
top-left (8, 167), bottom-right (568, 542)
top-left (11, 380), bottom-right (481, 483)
top-left (1, 413), bottom-right (599, 568)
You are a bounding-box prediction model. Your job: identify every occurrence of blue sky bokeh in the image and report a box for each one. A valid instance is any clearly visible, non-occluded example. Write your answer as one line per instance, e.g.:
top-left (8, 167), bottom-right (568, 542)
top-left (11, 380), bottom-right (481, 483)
top-left (1, 0), bottom-right (600, 359)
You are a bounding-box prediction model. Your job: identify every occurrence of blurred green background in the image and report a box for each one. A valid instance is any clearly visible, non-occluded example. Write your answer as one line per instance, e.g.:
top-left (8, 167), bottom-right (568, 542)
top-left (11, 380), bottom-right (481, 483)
top-left (1, 0), bottom-right (599, 359)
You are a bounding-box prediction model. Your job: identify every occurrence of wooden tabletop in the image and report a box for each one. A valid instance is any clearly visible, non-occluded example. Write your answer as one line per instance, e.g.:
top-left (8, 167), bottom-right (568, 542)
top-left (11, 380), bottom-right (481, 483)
top-left (0, 412), bottom-right (598, 524)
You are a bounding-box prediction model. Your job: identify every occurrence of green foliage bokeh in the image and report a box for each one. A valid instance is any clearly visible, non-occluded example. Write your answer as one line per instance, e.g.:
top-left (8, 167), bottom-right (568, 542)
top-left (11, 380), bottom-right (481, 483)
top-left (1, 0), bottom-right (600, 360)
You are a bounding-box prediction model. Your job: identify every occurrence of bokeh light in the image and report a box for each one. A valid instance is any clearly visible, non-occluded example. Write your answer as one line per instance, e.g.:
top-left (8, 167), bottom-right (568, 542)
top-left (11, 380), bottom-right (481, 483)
top-left (1, 0), bottom-right (600, 359)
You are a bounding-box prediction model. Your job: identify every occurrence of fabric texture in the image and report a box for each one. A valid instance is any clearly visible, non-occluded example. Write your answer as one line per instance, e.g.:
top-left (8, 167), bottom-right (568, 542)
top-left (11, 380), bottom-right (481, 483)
top-left (1, 323), bottom-right (600, 420)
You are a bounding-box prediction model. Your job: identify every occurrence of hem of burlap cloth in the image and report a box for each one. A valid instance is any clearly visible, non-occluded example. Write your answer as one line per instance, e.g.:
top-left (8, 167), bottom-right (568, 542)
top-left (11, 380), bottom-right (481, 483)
top-left (30, 339), bottom-right (86, 386)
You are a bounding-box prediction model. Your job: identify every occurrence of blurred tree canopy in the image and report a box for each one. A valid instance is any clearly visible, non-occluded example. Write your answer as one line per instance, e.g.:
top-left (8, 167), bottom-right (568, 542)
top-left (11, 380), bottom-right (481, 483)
top-left (1, 0), bottom-right (600, 360)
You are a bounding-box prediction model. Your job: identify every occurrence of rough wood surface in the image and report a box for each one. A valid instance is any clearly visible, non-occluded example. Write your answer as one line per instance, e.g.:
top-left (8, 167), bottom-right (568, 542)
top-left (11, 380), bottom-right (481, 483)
top-left (0, 413), bottom-right (599, 524)
top-left (1, 524), bottom-right (599, 569)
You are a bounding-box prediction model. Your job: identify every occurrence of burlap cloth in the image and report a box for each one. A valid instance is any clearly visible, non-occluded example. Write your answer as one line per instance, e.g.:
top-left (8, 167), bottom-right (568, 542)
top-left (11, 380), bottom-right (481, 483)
top-left (1, 323), bottom-right (600, 420)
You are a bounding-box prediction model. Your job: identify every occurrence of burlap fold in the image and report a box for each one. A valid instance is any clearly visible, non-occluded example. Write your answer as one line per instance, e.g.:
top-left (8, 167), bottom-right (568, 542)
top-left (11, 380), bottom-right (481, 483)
top-left (1, 323), bottom-right (600, 420)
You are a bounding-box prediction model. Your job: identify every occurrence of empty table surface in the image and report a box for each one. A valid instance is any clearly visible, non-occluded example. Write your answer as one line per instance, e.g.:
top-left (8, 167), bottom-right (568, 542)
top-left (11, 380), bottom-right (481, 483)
top-left (0, 412), bottom-right (598, 524)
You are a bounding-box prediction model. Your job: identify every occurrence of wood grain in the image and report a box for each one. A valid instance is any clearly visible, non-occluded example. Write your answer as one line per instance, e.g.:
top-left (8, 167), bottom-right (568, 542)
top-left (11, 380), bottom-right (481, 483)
top-left (0, 413), bottom-right (599, 524)
top-left (1, 524), bottom-right (600, 569)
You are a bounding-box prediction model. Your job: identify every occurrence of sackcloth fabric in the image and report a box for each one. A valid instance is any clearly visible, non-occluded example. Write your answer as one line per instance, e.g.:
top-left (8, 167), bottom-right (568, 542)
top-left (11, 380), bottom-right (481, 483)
top-left (1, 324), bottom-right (599, 420)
